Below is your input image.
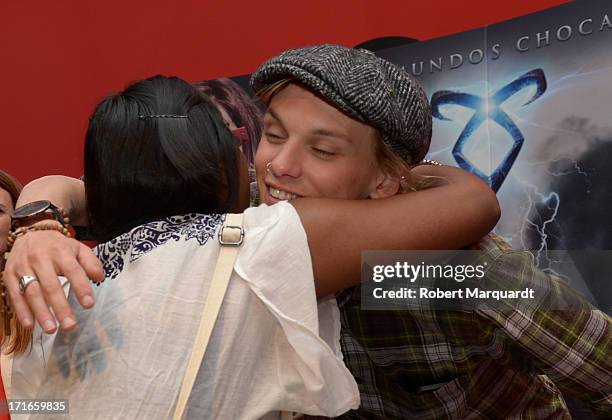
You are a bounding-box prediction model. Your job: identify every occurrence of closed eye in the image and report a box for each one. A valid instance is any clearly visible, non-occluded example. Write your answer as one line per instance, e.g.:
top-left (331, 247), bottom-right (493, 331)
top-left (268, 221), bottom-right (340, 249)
top-left (265, 132), bottom-right (285, 142)
top-left (312, 148), bottom-right (336, 158)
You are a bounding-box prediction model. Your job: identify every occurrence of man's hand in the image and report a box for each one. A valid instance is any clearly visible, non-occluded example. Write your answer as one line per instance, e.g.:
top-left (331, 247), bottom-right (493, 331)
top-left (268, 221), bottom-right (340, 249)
top-left (3, 230), bottom-right (104, 333)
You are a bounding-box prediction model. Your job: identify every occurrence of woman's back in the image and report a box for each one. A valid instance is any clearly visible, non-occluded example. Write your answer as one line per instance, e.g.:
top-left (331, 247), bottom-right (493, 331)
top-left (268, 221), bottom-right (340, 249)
top-left (28, 203), bottom-right (358, 419)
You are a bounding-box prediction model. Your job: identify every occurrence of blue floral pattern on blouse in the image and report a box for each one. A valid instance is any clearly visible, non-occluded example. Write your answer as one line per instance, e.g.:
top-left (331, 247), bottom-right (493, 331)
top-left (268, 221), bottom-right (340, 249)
top-left (94, 213), bottom-right (224, 281)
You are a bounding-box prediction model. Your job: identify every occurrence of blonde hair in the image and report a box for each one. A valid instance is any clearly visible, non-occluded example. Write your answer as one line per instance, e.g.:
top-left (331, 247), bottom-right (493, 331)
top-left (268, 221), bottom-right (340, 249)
top-left (255, 78), bottom-right (296, 106)
top-left (0, 169), bottom-right (32, 354)
top-left (374, 139), bottom-right (445, 192)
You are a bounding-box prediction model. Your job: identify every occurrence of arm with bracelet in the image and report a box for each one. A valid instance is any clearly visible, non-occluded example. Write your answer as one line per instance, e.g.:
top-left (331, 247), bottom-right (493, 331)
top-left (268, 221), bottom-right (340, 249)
top-left (5, 176), bottom-right (103, 333)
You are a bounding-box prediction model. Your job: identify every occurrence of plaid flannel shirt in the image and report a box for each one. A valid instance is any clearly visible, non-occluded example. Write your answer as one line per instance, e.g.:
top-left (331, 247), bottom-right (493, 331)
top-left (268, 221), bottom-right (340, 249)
top-left (336, 234), bottom-right (611, 419)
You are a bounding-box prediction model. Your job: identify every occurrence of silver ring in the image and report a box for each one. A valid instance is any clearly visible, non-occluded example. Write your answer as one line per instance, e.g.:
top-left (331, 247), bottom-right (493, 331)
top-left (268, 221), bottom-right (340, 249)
top-left (266, 162), bottom-right (272, 173)
top-left (19, 275), bottom-right (39, 294)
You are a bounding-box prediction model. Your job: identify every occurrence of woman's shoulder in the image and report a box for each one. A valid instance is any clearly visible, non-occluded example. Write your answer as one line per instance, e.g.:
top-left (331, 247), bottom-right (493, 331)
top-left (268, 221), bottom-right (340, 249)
top-left (239, 202), bottom-right (308, 257)
top-left (234, 201), bottom-right (313, 306)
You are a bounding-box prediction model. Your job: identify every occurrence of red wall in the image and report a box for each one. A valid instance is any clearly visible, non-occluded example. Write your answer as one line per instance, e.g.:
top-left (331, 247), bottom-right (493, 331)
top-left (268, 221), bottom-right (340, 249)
top-left (0, 0), bottom-right (570, 184)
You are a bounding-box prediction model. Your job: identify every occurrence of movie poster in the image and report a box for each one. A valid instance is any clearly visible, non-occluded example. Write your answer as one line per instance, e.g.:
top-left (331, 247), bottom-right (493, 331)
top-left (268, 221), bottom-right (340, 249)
top-left (377, 0), bottom-right (612, 311)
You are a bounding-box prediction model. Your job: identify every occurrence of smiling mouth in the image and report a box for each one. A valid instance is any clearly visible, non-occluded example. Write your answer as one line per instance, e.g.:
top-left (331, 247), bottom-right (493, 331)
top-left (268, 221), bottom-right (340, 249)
top-left (268, 186), bottom-right (300, 201)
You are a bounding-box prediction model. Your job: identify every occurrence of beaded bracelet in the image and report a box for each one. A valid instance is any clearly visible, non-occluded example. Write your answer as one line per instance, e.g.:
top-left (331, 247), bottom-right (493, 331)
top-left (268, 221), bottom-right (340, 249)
top-left (420, 159), bottom-right (443, 166)
top-left (7, 221), bottom-right (73, 251)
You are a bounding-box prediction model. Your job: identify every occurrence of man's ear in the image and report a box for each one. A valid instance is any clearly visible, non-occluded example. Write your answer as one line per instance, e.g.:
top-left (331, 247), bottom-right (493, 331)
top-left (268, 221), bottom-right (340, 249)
top-left (369, 172), bottom-right (401, 199)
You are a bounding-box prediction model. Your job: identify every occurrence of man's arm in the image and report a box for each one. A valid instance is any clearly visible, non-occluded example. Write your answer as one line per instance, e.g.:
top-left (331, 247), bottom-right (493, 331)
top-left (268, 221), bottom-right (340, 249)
top-left (15, 175), bottom-right (88, 225)
top-left (5, 167), bottom-right (499, 331)
top-left (295, 165), bottom-right (500, 296)
top-left (474, 251), bottom-right (611, 417)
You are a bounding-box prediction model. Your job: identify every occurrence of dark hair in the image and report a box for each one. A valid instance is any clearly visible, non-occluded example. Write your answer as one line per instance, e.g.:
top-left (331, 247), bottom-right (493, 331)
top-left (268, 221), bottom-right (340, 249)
top-left (84, 76), bottom-right (240, 242)
top-left (193, 78), bottom-right (263, 167)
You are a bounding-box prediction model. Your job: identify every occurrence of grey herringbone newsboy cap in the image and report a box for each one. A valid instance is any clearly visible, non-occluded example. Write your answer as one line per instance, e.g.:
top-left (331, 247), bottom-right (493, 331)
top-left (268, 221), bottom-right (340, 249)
top-left (250, 44), bottom-right (432, 164)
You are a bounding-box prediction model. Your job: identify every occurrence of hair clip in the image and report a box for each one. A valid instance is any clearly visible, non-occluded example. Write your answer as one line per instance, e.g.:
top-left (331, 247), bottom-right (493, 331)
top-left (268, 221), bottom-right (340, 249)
top-left (138, 114), bottom-right (189, 119)
top-left (231, 127), bottom-right (250, 144)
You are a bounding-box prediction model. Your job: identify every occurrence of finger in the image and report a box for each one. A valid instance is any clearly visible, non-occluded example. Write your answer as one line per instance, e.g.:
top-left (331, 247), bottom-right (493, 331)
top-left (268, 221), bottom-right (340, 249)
top-left (20, 272), bottom-right (58, 334)
top-left (3, 269), bottom-right (35, 330)
top-left (77, 242), bottom-right (105, 283)
top-left (59, 250), bottom-right (96, 311)
top-left (34, 260), bottom-right (77, 331)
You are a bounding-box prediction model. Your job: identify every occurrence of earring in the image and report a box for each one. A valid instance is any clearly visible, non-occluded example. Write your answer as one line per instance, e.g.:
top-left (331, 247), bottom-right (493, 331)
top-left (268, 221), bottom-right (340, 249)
top-left (266, 162), bottom-right (272, 173)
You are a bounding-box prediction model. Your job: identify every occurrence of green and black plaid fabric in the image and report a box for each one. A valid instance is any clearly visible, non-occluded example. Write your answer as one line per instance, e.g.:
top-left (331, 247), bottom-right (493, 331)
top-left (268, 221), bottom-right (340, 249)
top-left (336, 234), bottom-right (611, 419)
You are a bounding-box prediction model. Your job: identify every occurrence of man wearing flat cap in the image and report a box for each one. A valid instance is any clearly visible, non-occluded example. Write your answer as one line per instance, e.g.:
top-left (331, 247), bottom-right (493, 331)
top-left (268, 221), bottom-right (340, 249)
top-left (250, 44), bottom-right (611, 419)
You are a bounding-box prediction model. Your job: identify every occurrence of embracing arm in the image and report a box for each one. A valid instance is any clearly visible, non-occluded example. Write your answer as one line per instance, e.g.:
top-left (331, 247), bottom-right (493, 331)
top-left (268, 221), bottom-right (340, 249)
top-left (5, 167), bottom-right (496, 330)
top-left (293, 165), bottom-right (500, 296)
top-left (15, 175), bottom-right (88, 226)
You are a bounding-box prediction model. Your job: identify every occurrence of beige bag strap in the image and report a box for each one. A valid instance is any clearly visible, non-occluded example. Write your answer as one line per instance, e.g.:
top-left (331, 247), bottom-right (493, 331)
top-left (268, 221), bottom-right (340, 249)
top-left (172, 213), bottom-right (244, 420)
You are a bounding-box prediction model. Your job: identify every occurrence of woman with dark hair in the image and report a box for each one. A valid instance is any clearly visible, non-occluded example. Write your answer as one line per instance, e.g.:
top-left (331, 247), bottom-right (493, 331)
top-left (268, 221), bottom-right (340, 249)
top-left (3, 74), bottom-right (499, 419)
top-left (9, 75), bottom-right (358, 419)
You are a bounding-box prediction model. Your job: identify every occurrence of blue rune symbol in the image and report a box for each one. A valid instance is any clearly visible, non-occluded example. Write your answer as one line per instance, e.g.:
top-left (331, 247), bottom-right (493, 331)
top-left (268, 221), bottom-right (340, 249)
top-left (431, 69), bottom-right (547, 192)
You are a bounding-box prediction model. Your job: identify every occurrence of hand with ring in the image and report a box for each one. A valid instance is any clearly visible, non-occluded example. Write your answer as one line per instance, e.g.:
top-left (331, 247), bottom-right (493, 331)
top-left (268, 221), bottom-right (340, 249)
top-left (18, 275), bottom-right (39, 294)
top-left (3, 229), bottom-right (104, 334)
